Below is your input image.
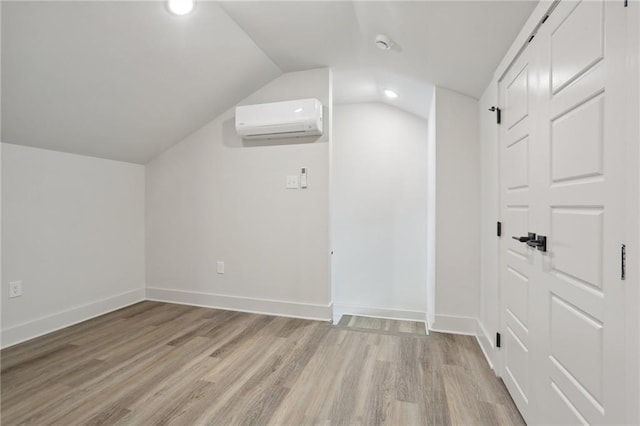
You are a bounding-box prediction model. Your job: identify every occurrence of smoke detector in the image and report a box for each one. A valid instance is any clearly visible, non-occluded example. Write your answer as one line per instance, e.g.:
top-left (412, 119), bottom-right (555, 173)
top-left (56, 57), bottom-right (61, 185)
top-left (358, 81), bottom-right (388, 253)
top-left (375, 34), bottom-right (393, 50)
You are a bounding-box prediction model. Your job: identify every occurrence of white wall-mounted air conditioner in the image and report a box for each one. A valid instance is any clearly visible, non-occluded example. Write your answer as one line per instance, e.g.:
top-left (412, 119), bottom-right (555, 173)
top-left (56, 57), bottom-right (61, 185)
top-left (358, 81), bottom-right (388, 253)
top-left (235, 98), bottom-right (323, 140)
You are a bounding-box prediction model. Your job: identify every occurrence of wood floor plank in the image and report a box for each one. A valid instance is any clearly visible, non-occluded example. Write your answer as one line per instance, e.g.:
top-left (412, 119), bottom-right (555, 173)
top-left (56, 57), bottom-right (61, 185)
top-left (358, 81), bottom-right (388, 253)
top-left (0, 302), bottom-right (524, 426)
top-left (396, 336), bottom-right (421, 403)
top-left (267, 326), bottom-right (345, 425)
top-left (84, 403), bottom-right (131, 426)
top-left (123, 360), bottom-right (219, 425)
top-left (48, 336), bottom-right (216, 425)
top-left (361, 360), bottom-right (396, 425)
top-left (328, 335), bottom-right (370, 425)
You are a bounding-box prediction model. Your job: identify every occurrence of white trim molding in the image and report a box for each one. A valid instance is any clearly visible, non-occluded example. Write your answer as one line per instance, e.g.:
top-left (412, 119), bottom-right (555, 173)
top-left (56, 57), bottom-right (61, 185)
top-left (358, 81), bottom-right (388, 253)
top-left (494, 0), bottom-right (559, 81)
top-left (430, 314), bottom-right (478, 336)
top-left (145, 287), bottom-right (333, 322)
top-left (0, 288), bottom-right (145, 349)
top-left (332, 303), bottom-right (426, 326)
top-left (475, 320), bottom-right (496, 371)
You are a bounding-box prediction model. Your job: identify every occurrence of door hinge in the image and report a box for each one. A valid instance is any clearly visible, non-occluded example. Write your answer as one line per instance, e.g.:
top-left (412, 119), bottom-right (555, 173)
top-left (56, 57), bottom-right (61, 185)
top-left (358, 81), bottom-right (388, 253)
top-left (496, 332), bottom-right (501, 348)
top-left (488, 106), bottom-right (501, 124)
top-left (528, 34), bottom-right (535, 43)
top-left (621, 244), bottom-right (626, 280)
top-left (497, 221), bottom-right (502, 237)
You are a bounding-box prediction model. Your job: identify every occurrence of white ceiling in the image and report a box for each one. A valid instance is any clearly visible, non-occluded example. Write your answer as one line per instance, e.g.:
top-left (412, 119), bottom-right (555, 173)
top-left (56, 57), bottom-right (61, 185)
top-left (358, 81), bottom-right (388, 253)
top-left (332, 67), bottom-right (434, 119)
top-left (221, 1), bottom-right (537, 116)
top-left (2, 1), bottom-right (537, 163)
top-left (1, 1), bottom-right (281, 164)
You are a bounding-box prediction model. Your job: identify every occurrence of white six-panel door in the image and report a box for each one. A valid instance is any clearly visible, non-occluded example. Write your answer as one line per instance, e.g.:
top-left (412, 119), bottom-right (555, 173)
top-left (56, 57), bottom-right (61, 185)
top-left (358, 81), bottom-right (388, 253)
top-left (499, 37), bottom-right (539, 421)
top-left (499, 1), bottom-right (628, 424)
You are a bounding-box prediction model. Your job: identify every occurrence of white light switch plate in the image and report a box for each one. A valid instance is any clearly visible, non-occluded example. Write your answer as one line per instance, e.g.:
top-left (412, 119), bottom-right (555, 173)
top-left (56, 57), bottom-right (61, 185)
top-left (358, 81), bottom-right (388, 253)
top-left (217, 261), bottom-right (225, 274)
top-left (286, 175), bottom-right (299, 189)
top-left (9, 281), bottom-right (22, 298)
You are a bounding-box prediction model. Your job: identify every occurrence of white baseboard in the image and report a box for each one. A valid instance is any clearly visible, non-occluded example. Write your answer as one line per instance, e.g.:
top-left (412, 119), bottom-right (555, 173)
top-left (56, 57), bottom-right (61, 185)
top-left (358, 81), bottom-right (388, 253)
top-left (430, 314), bottom-right (478, 335)
top-left (332, 303), bottom-right (427, 326)
top-left (145, 287), bottom-right (332, 322)
top-left (475, 320), bottom-right (495, 370)
top-left (1, 288), bottom-right (145, 349)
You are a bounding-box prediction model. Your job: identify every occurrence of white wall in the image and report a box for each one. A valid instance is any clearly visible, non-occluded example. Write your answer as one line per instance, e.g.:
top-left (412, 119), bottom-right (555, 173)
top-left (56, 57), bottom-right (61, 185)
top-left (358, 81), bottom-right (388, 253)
top-left (332, 103), bottom-right (428, 322)
top-left (477, 80), bottom-right (500, 366)
top-left (1, 144), bottom-right (145, 347)
top-left (431, 86), bottom-right (481, 334)
top-left (426, 95), bottom-right (436, 327)
top-left (145, 68), bottom-right (332, 320)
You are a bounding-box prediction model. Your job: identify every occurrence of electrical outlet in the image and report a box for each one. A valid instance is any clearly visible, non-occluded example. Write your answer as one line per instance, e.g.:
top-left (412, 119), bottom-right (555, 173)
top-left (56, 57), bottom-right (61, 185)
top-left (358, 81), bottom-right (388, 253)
top-left (286, 175), bottom-right (299, 189)
top-left (217, 261), bottom-right (225, 274)
top-left (9, 281), bottom-right (22, 298)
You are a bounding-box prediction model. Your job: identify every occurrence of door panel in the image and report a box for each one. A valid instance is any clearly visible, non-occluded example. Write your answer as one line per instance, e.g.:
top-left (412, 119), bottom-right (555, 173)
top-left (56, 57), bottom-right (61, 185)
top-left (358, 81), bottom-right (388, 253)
top-left (550, 207), bottom-right (603, 289)
top-left (537, 1), bottom-right (625, 423)
top-left (505, 137), bottom-right (529, 190)
top-left (506, 65), bottom-right (529, 129)
top-left (505, 325), bottom-right (530, 404)
top-left (549, 360), bottom-right (604, 423)
top-left (551, 94), bottom-right (604, 182)
top-left (550, 294), bottom-right (604, 403)
top-left (550, 0), bottom-right (604, 93)
top-left (499, 36), bottom-right (537, 420)
top-left (504, 266), bottom-right (528, 328)
top-left (498, 0), bottom-right (627, 424)
top-left (550, 381), bottom-right (589, 425)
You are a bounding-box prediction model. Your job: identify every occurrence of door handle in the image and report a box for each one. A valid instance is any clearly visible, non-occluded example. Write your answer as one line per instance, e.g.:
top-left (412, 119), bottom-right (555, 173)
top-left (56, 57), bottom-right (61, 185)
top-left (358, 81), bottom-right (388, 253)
top-left (526, 235), bottom-right (547, 252)
top-left (512, 233), bottom-right (536, 243)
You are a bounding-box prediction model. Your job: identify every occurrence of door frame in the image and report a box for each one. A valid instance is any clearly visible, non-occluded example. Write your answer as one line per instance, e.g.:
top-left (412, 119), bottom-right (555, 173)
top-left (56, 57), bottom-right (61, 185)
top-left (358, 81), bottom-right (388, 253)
top-left (623, 1), bottom-right (640, 423)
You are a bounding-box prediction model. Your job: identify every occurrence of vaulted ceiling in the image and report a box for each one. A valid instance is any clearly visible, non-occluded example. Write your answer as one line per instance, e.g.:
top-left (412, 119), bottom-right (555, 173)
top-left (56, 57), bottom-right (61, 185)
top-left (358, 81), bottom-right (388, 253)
top-left (221, 1), bottom-right (536, 114)
top-left (2, 1), bottom-right (537, 164)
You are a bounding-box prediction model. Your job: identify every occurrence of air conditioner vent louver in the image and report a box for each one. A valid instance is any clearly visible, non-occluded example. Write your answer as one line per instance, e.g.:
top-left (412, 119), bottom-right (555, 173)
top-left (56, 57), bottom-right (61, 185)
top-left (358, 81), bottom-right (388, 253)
top-left (235, 98), bottom-right (323, 140)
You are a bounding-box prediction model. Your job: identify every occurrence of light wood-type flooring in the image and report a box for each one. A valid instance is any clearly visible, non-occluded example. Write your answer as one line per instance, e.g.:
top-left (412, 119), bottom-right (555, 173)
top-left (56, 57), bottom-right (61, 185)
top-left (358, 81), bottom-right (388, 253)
top-left (1, 302), bottom-right (524, 425)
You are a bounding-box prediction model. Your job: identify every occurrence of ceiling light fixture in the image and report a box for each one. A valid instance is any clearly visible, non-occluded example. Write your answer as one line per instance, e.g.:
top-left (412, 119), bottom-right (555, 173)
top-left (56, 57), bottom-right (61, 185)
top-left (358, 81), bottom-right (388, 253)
top-left (375, 34), bottom-right (393, 50)
top-left (168, 0), bottom-right (194, 16)
top-left (384, 89), bottom-right (398, 99)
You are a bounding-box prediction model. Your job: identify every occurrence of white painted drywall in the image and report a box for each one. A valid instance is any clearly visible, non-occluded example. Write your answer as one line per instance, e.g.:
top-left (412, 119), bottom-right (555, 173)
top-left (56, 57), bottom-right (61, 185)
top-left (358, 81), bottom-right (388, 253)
top-left (1, 144), bottom-right (145, 347)
top-left (426, 95), bottom-right (437, 327)
top-left (331, 103), bottom-right (428, 320)
top-left (145, 68), bottom-right (332, 319)
top-left (432, 86), bottom-right (480, 333)
top-left (477, 80), bottom-right (500, 366)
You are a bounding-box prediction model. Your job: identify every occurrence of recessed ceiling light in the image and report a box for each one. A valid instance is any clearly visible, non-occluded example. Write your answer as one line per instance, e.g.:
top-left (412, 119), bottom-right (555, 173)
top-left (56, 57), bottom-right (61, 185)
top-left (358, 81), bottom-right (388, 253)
top-left (168, 0), bottom-right (194, 16)
top-left (384, 89), bottom-right (398, 99)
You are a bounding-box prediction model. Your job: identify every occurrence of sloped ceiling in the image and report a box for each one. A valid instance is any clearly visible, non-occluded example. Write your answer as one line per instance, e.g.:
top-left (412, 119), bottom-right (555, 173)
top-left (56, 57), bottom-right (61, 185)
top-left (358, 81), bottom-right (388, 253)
top-left (221, 1), bottom-right (537, 116)
top-left (2, 1), bottom-right (537, 164)
top-left (1, 1), bottom-right (281, 163)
